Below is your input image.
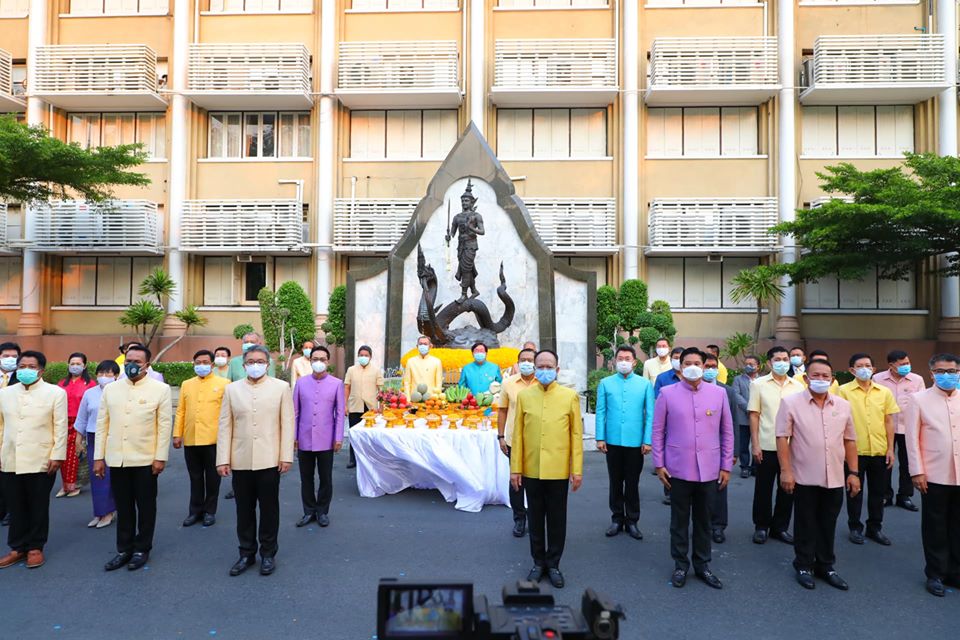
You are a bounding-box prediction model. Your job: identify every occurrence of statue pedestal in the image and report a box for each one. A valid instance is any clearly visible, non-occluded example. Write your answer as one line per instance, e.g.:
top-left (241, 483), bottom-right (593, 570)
top-left (775, 315), bottom-right (802, 342)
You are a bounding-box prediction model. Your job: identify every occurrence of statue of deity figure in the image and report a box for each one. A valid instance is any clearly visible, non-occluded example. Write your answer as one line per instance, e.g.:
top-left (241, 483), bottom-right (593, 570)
top-left (446, 179), bottom-right (485, 304)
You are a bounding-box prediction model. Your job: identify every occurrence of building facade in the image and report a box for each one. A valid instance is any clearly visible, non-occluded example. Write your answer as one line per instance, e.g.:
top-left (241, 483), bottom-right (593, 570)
top-left (0, 0), bottom-right (958, 360)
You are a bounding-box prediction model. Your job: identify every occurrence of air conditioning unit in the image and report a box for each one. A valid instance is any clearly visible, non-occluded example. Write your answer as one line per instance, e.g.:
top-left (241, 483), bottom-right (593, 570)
top-left (237, 254), bottom-right (253, 263)
top-left (706, 254), bottom-right (724, 263)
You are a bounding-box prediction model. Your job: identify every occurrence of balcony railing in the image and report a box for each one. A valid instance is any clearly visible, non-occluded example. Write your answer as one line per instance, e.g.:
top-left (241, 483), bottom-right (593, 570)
top-left (0, 203), bottom-right (8, 252)
top-left (336, 41), bottom-right (461, 108)
top-left (800, 34), bottom-right (949, 105)
top-left (181, 199), bottom-right (306, 253)
top-left (333, 197), bottom-right (616, 254)
top-left (186, 43), bottom-right (312, 110)
top-left (32, 200), bottom-right (162, 254)
top-left (0, 49), bottom-right (25, 113)
top-left (646, 37), bottom-right (779, 106)
top-left (646, 198), bottom-right (778, 255)
top-left (491, 39), bottom-right (617, 107)
top-left (32, 44), bottom-right (167, 110)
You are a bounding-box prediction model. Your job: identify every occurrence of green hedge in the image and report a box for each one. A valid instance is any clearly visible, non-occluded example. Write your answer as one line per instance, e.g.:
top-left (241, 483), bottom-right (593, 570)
top-left (41, 361), bottom-right (196, 387)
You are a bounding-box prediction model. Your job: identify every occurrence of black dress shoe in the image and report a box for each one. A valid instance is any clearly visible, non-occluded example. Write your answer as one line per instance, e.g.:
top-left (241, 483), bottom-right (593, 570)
top-left (866, 530), bottom-right (892, 546)
top-left (182, 514), bottom-right (201, 527)
top-left (752, 529), bottom-right (768, 544)
top-left (225, 490), bottom-right (235, 500)
top-left (740, 468), bottom-right (751, 479)
top-left (817, 570), bottom-right (848, 591)
top-left (849, 530), bottom-right (865, 545)
top-left (796, 570), bottom-right (815, 590)
top-left (626, 523), bottom-right (643, 540)
top-left (229, 556), bottom-right (255, 576)
top-left (712, 528), bottom-right (726, 544)
top-left (605, 522), bottom-right (621, 537)
top-left (771, 530), bottom-right (794, 545)
top-left (926, 578), bottom-right (945, 597)
top-left (127, 552), bottom-right (149, 571)
top-left (0, 514), bottom-right (10, 526)
top-left (671, 569), bottom-right (687, 588)
top-left (884, 496), bottom-right (894, 507)
top-left (202, 514), bottom-right (216, 527)
top-left (896, 497), bottom-right (919, 512)
top-left (513, 519), bottom-right (526, 538)
top-left (296, 514), bottom-right (316, 528)
top-left (696, 570), bottom-right (723, 590)
top-left (547, 568), bottom-right (564, 589)
top-left (260, 557), bottom-right (276, 576)
top-left (104, 552), bottom-right (132, 572)
top-left (527, 565), bottom-right (545, 582)
top-left (317, 514), bottom-right (330, 527)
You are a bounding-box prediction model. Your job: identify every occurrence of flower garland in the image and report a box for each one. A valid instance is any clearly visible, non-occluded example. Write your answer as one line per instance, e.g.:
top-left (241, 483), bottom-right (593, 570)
top-left (400, 347), bottom-right (521, 374)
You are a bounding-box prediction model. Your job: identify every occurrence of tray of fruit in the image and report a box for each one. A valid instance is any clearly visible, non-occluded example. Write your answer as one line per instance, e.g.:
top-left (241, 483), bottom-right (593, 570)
top-left (378, 389), bottom-right (409, 412)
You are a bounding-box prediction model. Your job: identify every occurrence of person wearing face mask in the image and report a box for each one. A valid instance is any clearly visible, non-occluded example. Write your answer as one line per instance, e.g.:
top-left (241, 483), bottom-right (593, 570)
top-left (903, 353), bottom-right (960, 597)
top-left (510, 350), bottom-right (583, 589)
top-left (289, 339), bottom-right (317, 388)
top-left (94, 344), bottom-right (172, 573)
top-left (344, 345), bottom-right (383, 470)
top-left (805, 350), bottom-right (840, 394)
top-left (748, 346), bottom-right (805, 545)
top-left (596, 346), bottom-right (653, 541)
top-left (776, 359), bottom-right (860, 591)
top-left (116, 344), bottom-right (166, 384)
top-left (293, 345), bottom-right (344, 529)
top-left (873, 349), bottom-right (925, 512)
top-left (212, 347), bottom-right (232, 379)
top-left (838, 353), bottom-right (899, 546)
top-left (642, 338), bottom-right (674, 384)
top-left (227, 332), bottom-right (277, 382)
top-left (498, 349), bottom-right (538, 537)
top-left (401, 336), bottom-right (443, 399)
top-left (704, 345), bottom-right (729, 384)
top-left (732, 355), bottom-right (761, 479)
top-left (653, 347), bottom-right (685, 399)
top-left (508, 342), bottom-right (538, 376)
top-left (702, 354), bottom-right (738, 545)
top-left (173, 350), bottom-right (229, 528)
top-left (459, 342), bottom-right (502, 397)
top-left (74, 361), bottom-right (120, 529)
top-left (0, 351), bottom-right (67, 570)
top-left (788, 347), bottom-right (807, 379)
top-left (0, 342), bottom-right (20, 526)
top-left (56, 352), bottom-right (96, 498)
top-left (217, 345), bottom-right (295, 577)
top-left (653, 348), bottom-right (733, 590)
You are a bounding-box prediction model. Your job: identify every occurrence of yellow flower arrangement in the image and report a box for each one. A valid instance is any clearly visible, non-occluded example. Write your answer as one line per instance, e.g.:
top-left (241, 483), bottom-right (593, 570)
top-left (401, 347), bottom-right (521, 377)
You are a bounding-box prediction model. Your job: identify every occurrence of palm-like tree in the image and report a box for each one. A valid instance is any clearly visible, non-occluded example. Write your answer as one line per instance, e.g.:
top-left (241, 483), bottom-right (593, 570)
top-left (119, 268), bottom-right (206, 362)
top-left (729, 266), bottom-right (785, 349)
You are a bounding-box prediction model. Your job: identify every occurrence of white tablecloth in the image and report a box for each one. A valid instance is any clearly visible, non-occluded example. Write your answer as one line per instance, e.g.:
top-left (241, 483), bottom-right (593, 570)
top-left (349, 425), bottom-right (511, 513)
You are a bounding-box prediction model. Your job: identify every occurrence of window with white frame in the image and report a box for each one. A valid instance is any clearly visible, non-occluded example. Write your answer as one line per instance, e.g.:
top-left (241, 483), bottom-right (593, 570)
top-left (645, 0), bottom-right (758, 6)
top-left (208, 112), bottom-right (311, 159)
top-left (350, 110), bottom-right (458, 159)
top-left (646, 107), bottom-right (758, 157)
top-left (496, 108), bottom-right (607, 159)
top-left (208, 0), bottom-right (312, 12)
top-left (646, 257), bottom-right (760, 309)
top-left (497, 0), bottom-right (607, 7)
top-left (0, 258), bottom-right (21, 306)
top-left (60, 257), bottom-right (162, 307)
top-left (802, 266), bottom-right (916, 310)
top-left (801, 106), bottom-right (914, 157)
top-left (68, 113), bottom-right (166, 159)
top-left (69, 0), bottom-right (169, 14)
top-left (0, 0), bottom-right (28, 16)
top-left (202, 256), bottom-right (310, 306)
top-left (352, 0), bottom-right (459, 9)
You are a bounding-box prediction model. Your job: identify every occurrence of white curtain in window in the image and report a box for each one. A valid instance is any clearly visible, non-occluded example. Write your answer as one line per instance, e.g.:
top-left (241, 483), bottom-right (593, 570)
top-left (496, 109), bottom-right (533, 159)
top-left (350, 110), bottom-right (386, 159)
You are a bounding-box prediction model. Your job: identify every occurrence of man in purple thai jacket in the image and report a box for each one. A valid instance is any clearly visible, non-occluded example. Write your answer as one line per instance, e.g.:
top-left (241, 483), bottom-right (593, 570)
top-left (293, 346), bottom-right (344, 529)
top-left (653, 347), bottom-right (734, 590)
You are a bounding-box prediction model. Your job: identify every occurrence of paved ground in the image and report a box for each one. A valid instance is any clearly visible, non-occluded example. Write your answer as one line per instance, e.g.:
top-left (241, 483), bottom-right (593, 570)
top-left (1, 450), bottom-right (956, 639)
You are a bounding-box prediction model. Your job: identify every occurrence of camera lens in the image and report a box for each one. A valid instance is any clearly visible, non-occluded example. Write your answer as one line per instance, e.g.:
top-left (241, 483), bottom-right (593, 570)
top-left (595, 618), bottom-right (613, 639)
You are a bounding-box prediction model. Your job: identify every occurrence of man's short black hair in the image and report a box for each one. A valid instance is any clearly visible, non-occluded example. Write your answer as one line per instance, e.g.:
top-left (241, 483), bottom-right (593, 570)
top-left (849, 352), bottom-right (873, 368)
top-left (767, 346), bottom-right (788, 359)
top-left (125, 344), bottom-right (151, 362)
top-left (95, 360), bottom-right (121, 376)
top-left (193, 349), bottom-right (214, 361)
top-left (313, 345), bottom-right (331, 358)
top-left (703, 353), bottom-right (719, 366)
top-left (744, 354), bottom-right (760, 364)
top-left (705, 344), bottom-right (720, 353)
top-left (929, 353), bottom-right (960, 368)
top-left (358, 345), bottom-right (373, 357)
top-left (214, 346), bottom-right (232, 357)
top-left (887, 349), bottom-right (909, 363)
top-left (534, 349), bottom-right (559, 365)
top-left (807, 359), bottom-right (834, 374)
top-left (615, 345), bottom-right (636, 359)
top-left (671, 346), bottom-right (684, 356)
top-left (655, 337), bottom-right (671, 346)
top-left (518, 348), bottom-right (536, 361)
top-left (679, 347), bottom-right (705, 364)
top-left (18, 350), bottom-right (46, 369)
top-left (471, 342), bottom-right (488, 353)
top-left (0, 342), bottom-right (21, 356)
top-left (789, 346), bottom-right (805, 355)
top-left (809, 349), bottom-right (829, 361)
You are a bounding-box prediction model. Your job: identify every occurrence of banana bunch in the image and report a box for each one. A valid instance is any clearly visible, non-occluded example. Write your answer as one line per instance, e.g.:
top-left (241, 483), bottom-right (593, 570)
top-left (445, 385), bottom-right (470, 403)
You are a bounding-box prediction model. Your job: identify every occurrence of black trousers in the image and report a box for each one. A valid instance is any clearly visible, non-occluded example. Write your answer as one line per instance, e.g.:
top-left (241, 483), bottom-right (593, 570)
top-left (0, 474), bottom-right (7, 519)
top-left (921, 483), bottom-right (960, 580)
top-left (846, 455), bottom-right (887, 534)
top-left (184, 444), bottom-right (221, 516)
top-left (110, 466), bottom-right (158, 554)
top-left (670, 478), bottom-right (715, 573)
top-left (348, 412), bottom-right (364, 466)
top-left (792, 484), bottom-right (844, 573)
top-left (605, 445), bottom-right (643, 525)
top-left (752, 450), bottom-right (793, 533)
top-left (505, 446), bottom-right (526, 522)
top-left (737, 424), bottom-right (753, 470)
top-left (524, 477), bottom-right (568, 569)
top-left (298, 450), bottom-right (334, 516)
top-left (885, 434), bottom-right (913, 501)
top-left (233, 468), bottom-right (280, 559)
top-left (3, 472), bottom-right (55, 552)
top-left (711, 484), bottom-right (728, 530)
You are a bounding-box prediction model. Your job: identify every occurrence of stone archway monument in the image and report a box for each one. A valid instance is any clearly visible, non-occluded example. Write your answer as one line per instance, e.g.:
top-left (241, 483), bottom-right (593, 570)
top-left (345, 123), bottom-right (596, 390)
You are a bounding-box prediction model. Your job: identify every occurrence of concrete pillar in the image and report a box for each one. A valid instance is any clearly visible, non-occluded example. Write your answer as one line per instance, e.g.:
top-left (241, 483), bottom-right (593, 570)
top-left (621, 0), bottom-right (639, 281)
top-left (315, 0), bottom-right (336, 317)
top-left (469, 0), bottom-right (484, 134)
top-left (937, 0), bottom-right (960, 340)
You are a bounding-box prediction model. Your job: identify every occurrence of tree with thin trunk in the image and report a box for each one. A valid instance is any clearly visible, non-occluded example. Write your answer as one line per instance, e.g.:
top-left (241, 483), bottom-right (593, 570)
top-left (119, 269), bottom-right (207, 362)
top-left (729, 266), bottom-right (785, 349)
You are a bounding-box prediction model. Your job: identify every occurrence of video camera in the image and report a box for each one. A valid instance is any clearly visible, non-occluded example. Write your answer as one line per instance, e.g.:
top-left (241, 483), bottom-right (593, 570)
top-left (377, 578), bottom-right (625, 640)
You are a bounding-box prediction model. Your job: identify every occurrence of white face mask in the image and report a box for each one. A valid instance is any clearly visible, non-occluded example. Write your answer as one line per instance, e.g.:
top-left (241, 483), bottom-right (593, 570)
top-left (245, 363), bottom-right (268, 379)
top-left (808, 379), bottom-right (832, 394)
top-left (214, 356), bottom-right (228, 367)
top-left (0, 357), bottom-right (16, 372)
top-left (854, 367), bottom-right (873, 381)
top-left (97, 376), bottom-right (115, 388)
top-left (656, 347), bottom-right (670, 358)
top-left (418, 344), bottom-right (430, 356)
top-left (616, 360), bottom-right (634, 375)
top-left (311, 361), bottom-right (327, 374)
top-left (303, 348), bottom-right (313, 357)
top-left (682, 365), bottom-right (704, 381)
top-left (671, 358), bottom-right (681, 371)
